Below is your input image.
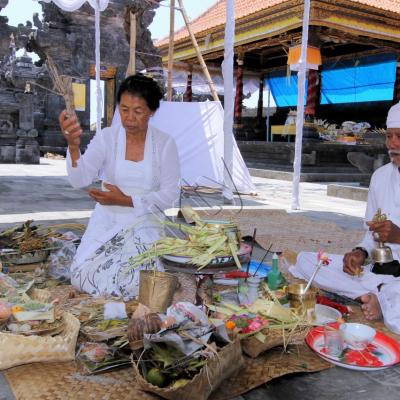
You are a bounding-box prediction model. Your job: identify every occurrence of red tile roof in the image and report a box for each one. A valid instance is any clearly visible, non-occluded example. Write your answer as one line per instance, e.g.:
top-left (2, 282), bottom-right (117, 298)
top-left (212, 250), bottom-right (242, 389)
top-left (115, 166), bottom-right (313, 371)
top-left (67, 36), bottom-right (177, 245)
top-left (350, 0), bottom-right (400, 13)
top-left (155, 0), bottom-right (286, 47)
top-left (155, 0), bottom-right (400, 47)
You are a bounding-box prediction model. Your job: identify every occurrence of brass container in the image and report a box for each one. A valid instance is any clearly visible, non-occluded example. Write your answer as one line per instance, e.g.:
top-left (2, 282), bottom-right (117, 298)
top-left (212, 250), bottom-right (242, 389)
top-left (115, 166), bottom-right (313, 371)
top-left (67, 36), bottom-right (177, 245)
top-left (287, 283), bottom-right (317, 320)
top-left (138, 270), bottom-right (179, 313)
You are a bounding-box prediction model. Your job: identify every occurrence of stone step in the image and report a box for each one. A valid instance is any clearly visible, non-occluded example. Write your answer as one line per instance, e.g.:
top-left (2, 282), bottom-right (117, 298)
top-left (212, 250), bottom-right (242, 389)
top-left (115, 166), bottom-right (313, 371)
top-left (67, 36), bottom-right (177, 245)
top-left (327, 184), bottom-right (368, 201)
top-left (249, 168), bottom-right (371, 183)
top-left (245, 161), bottom-right (361, 174)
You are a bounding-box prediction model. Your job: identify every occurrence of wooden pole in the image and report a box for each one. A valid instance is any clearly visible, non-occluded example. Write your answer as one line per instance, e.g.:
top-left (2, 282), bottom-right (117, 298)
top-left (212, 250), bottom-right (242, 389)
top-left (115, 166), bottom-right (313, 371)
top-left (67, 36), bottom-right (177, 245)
top-left (167, 0), bottom-right (175, 101)
top-left (126, 11), bottom-right (137, 77)
top-left (177, 0), bottom-right (219, 102)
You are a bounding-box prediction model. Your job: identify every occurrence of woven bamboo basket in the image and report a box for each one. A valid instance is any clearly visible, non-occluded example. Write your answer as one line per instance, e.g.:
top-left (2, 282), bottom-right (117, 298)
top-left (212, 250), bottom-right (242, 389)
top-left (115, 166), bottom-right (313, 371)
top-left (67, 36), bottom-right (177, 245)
top-left (29, 287), bottom-right (52, 303)
top-left (132, 339), bottom-right (244, 400)
top-left (0, 311), bottom-right (80, 370)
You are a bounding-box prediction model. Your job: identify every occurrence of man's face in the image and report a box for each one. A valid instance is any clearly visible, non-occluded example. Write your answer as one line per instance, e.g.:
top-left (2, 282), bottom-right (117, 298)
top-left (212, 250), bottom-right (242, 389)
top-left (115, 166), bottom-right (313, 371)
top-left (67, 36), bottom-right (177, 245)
top-left (386, 128), bottom-right (400, 167)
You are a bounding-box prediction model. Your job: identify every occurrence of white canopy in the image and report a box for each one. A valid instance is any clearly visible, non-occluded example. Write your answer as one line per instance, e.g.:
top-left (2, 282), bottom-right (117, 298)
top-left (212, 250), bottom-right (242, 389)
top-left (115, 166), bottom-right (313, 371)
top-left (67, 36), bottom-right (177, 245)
top-left (38, 0), bottom-right (109, 12)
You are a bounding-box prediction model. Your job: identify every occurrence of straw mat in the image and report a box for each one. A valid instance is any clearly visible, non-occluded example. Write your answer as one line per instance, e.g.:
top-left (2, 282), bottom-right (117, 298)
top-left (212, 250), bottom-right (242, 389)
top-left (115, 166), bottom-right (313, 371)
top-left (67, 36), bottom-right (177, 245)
top-left (198, 209), bottom-right (364, 255)
top-left (5, 345), bottom-right (330, 400)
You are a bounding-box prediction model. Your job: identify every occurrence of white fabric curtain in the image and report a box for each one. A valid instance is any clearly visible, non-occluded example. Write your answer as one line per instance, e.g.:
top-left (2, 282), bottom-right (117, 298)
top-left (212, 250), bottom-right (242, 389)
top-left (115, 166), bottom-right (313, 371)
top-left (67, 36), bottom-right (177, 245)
top-left (39, 0), bottom-right (109, 12)
top-left (112, 101), bottom-right (256, 195)
top-left (222, 0), bottom-right (235, 199)
top-left (291, 0), bottom-right (311, 210)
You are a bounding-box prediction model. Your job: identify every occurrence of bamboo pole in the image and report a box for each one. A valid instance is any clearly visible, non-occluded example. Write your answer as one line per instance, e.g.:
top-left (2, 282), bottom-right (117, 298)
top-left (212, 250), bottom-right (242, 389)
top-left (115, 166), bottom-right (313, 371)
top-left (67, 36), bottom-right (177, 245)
top-left (126, 11), bottom-right (137, 76)
top-left (167, 0), bottom-right (175, 101)
top-left (177, 0), bottom-right (219, 102)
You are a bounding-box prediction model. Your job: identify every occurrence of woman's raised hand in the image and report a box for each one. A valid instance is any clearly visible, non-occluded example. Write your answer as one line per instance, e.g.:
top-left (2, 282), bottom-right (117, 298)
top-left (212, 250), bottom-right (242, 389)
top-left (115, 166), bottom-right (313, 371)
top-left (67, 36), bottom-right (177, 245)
top-left (58, 110), bottom-right (82, 148)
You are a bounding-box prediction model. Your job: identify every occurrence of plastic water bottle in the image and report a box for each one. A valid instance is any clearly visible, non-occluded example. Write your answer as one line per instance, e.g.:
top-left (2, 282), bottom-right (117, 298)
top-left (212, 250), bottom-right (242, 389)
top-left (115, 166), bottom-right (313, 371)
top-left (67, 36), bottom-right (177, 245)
top-left (268, 253), bottom-right (282, 290)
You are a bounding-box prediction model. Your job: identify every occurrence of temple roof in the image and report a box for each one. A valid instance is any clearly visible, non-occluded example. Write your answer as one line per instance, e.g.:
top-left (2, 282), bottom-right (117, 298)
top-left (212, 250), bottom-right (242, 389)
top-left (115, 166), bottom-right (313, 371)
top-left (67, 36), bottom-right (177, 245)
top-left (155, 0), bottom-right (400, 48)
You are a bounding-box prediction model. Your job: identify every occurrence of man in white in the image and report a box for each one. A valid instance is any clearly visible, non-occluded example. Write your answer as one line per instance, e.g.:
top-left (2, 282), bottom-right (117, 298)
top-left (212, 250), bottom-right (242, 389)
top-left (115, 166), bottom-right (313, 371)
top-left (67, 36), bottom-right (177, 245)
top-left (292, 102), bottom-right (400, 333)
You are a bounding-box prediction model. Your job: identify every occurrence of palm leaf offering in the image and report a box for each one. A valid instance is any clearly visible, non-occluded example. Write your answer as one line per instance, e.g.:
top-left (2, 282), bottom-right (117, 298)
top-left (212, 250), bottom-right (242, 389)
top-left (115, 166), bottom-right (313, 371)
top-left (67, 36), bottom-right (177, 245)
top-left (45, 54), bottom-right (75, 116)
top-left (129, 208), bottom-right (241, 270)
top-left (0, 221), bottom-right (84, 256)
top-left (136, 343), bottom-right (209, 388)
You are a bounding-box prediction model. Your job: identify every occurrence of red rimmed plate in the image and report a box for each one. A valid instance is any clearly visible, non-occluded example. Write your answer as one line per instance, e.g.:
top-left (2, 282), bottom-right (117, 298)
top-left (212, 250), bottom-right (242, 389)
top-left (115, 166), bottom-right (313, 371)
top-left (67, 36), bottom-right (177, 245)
top-left (306, 325), bottom-right (400, 371)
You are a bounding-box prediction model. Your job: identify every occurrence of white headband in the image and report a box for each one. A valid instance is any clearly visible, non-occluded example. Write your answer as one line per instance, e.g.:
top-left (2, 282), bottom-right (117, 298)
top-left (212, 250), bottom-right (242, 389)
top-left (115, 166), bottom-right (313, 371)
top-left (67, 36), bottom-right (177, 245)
top-left (387, 102), bottom-right (400, 128)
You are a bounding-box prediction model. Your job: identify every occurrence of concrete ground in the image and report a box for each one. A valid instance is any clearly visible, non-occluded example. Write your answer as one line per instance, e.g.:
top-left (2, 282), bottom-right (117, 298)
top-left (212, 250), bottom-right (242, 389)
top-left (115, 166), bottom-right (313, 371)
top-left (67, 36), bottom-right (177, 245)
top-left (1, 158), bottom-right (400, 400)
top-left (0, 158), bottom-right (366, 230)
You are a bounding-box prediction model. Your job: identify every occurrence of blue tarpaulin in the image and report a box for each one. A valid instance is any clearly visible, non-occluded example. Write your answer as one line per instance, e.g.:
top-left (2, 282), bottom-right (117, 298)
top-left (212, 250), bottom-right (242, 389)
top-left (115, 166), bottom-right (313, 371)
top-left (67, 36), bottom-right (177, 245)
top-left (267, 54), bottom-right (397, 107)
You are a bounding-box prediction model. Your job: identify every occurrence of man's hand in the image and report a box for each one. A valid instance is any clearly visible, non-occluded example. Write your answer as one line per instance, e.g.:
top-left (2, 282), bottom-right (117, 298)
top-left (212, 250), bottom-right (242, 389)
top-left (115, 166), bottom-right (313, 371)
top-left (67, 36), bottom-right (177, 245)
top-left (367, 220), bottom-right (400, 244)
top-left (88, 183), bottom-right (133, 207)
top-left (58, 110), bottom-right (82, 149)
top-left (343, 249), bottom-right (366, 276)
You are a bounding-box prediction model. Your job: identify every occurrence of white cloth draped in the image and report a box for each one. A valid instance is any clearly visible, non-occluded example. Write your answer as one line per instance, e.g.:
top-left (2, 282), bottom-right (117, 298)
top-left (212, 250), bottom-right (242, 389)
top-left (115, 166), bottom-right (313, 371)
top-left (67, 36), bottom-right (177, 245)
top-left (222, 0), bottom-right (235, 199)
top-left (39, 0), bottom-right (109, 12)
top-left (112, 101), bottom-right (256, 194)
top-left (291, 0), bottom-right (311, 210)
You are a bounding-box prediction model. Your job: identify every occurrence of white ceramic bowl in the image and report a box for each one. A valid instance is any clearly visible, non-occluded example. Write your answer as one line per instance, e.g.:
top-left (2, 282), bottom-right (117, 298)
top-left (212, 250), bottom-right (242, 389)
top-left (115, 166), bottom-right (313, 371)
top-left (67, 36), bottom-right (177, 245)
top-left (339, 323), bottom-right (376, 350)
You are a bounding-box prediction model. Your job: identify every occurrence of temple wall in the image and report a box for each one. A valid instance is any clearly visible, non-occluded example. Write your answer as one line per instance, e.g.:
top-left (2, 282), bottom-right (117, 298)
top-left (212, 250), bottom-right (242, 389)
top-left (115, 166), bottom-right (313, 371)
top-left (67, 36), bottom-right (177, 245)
top-left (0, 0), bottom-right (162, 162)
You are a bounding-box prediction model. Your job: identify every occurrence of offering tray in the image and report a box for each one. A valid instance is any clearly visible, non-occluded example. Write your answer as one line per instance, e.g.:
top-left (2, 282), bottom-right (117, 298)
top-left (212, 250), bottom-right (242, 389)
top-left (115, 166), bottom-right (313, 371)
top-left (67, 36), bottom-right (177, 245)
top-left (5, 316), bottom-right (65, 337)
top-left (0, 246), bottom-right (59, 265)
top-left (161, 253), bottom-right (250, 275)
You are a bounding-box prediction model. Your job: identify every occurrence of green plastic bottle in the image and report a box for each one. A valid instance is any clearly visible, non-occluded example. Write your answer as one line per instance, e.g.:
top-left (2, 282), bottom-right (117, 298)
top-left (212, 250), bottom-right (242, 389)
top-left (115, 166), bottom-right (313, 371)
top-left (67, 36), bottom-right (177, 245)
top-left (268, 253), bottom-right (283, 290)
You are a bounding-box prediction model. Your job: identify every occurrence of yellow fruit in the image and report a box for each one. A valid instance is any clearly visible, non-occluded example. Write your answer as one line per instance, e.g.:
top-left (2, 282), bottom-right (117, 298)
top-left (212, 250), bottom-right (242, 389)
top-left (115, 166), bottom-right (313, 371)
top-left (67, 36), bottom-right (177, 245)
top-left (171, 379), bottom-right (190, 389)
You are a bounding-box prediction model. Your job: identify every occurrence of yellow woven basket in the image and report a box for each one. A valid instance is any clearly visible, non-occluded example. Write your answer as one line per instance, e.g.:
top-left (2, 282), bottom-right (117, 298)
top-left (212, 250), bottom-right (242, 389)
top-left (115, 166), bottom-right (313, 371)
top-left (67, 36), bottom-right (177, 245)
top-left (0, 311), bottom-right (80, 370)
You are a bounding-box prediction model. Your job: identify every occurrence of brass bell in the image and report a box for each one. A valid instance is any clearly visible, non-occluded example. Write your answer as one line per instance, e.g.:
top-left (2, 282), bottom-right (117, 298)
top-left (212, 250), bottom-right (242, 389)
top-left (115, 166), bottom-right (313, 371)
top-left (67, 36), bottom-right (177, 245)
top-left (372, 241), bottom-right (394, 264)
top-left (371, 209), bottom-right (394, 264)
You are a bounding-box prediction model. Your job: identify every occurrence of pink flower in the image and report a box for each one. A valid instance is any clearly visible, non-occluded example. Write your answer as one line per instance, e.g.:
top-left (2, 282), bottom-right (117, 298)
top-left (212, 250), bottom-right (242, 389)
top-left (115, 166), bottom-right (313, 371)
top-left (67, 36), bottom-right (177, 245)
top-left (317, 250), bottom-right (331, 266)
top-left (248, 321), bottom-right (263, 331)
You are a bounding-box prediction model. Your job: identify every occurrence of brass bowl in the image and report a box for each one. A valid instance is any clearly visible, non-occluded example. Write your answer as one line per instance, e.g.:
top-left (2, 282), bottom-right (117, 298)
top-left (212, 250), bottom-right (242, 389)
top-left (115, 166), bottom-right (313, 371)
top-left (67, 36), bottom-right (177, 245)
top-left (287, 282), bottom-right (317, 318)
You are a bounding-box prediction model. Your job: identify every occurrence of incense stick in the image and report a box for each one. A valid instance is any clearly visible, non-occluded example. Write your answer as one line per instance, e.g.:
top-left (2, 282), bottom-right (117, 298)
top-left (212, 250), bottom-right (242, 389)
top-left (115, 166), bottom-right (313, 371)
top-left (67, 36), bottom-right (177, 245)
top-left (245, 228), bottom-right (257, 282)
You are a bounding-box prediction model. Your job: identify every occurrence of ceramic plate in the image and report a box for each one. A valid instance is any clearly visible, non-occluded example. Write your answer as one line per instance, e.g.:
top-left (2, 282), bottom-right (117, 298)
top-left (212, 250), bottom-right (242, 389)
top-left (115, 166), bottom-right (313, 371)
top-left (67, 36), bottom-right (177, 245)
top-left (313, 304), bottom-right (342, 326)
top-left (306, 324), bottom-right (400, 371)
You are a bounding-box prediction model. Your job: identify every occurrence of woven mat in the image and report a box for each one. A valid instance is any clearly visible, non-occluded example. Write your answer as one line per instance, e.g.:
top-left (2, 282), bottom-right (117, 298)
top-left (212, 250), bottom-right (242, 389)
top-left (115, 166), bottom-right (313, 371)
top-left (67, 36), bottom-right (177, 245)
top-left (4, 284), bottom-right (329, 399)
top-left (198, 209), bottom-right (364, 255)
top-left (4, 345), bottom-right (330, 400)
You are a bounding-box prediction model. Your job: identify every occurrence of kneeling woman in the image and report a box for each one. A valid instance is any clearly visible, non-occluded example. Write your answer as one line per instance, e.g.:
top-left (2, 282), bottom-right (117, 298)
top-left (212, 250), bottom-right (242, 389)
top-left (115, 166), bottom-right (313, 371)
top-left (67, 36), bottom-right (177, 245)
top-left (59, 74), bottom-right (180, 299)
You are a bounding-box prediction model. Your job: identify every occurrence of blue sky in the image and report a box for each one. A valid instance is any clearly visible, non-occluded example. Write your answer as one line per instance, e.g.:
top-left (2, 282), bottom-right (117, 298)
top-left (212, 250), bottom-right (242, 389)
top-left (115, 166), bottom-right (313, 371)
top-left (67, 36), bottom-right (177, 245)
top-left (0, 0), bottom-right (218, 40)
top-left (150, 0), bottom-right (218, 40)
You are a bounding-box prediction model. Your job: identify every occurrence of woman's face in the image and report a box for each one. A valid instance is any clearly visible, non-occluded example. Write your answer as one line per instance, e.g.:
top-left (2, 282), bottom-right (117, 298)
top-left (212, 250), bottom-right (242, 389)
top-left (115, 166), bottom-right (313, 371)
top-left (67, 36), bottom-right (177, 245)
top-left (119, 92), bottom-right (153, 135)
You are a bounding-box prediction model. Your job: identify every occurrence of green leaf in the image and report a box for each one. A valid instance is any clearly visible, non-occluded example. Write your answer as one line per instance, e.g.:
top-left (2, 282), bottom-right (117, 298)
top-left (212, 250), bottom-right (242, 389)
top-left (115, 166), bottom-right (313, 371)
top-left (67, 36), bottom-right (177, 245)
top-left (151, 344), bottom-right (183, 368)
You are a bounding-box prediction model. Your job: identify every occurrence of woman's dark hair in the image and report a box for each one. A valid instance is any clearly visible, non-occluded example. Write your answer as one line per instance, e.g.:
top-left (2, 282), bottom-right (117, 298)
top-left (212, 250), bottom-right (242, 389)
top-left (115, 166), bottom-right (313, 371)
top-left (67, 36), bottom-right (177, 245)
top-left (117, 73), bottom-right (163, 111)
